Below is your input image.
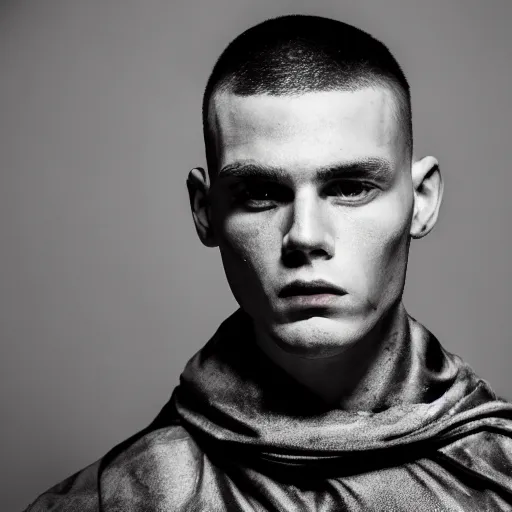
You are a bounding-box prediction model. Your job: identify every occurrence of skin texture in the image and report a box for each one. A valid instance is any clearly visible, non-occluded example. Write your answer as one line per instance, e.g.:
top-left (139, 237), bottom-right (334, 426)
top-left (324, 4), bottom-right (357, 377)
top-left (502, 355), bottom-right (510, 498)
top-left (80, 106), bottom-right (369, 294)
top-left (188, 88), bottom-right (443, 408)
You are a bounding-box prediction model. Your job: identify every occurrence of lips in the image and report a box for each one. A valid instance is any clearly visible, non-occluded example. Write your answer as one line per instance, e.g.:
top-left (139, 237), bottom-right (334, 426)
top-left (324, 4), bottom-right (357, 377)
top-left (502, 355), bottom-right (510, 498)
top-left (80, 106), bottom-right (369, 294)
top-left (278, 279), bottom-right (347, 298)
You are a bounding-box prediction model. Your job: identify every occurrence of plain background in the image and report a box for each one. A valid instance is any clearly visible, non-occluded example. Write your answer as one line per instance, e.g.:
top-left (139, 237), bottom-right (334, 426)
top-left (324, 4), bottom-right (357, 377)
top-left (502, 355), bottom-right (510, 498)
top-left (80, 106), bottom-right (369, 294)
top-left (1, 0), bottom-right (511, 509)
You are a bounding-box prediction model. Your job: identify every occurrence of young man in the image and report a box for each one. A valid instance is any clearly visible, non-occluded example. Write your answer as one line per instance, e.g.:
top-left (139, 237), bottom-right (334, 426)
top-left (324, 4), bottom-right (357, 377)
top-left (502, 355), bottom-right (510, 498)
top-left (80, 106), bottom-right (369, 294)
top-left (26, 15), bottom-right (512, 511)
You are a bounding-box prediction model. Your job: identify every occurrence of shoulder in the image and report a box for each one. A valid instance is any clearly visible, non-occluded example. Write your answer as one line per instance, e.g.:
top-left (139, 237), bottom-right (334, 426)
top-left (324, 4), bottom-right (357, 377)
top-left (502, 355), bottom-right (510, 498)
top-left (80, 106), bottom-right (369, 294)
top-left (102, 424), bottom-right (200, 479)
top-left (24, 459), bottom-right (102, 511)
top-left (24, 425), bottom-right (200, 512)
top-left (100, 425), bottom-right (203, 510)
top-left (438, 407), bottom-right (512, 497)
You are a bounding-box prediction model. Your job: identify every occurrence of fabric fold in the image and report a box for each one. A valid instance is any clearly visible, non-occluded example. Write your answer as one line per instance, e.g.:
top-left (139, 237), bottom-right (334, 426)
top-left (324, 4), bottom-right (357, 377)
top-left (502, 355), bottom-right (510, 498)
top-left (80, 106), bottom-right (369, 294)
top-left (168, 306), bottom-right (512, 473)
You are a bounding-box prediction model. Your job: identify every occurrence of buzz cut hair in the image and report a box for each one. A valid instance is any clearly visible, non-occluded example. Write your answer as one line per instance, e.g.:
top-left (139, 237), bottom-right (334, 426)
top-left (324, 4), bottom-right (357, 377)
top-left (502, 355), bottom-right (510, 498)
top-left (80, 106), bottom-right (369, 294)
top-left (202, 14), bottom-right (413, 175)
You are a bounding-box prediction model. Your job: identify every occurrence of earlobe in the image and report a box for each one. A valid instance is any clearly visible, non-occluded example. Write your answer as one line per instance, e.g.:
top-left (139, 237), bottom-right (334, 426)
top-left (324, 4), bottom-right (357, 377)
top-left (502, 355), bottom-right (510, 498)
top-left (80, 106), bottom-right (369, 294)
top-left (410, 156), bottom-right (443, 239)
top-left (186, 167), bottom-right (218, 247)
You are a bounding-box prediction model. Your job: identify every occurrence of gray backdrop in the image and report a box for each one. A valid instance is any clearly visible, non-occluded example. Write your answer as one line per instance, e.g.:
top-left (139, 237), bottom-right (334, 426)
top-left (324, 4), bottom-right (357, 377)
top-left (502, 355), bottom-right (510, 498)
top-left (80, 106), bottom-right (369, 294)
top-left (1, 0), bottom-right (511, 509)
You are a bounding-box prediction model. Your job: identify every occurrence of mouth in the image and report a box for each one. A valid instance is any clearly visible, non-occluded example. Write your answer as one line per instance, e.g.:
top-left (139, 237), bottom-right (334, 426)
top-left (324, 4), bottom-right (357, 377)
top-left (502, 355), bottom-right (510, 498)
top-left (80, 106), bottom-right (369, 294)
top-left (278, 280), bottom-right (347, 299)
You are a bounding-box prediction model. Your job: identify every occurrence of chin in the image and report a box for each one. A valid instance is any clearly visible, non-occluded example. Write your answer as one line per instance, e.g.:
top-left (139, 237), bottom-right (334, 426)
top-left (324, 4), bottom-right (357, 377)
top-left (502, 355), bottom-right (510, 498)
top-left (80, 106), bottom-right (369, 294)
top-left (267, 314), bottom-right (376, 358)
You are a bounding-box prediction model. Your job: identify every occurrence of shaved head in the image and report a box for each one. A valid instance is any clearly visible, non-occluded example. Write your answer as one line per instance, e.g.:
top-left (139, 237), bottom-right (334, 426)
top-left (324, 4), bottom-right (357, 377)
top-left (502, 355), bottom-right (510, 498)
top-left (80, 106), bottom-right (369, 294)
top-left (202, 15), bottom-right (413, 175)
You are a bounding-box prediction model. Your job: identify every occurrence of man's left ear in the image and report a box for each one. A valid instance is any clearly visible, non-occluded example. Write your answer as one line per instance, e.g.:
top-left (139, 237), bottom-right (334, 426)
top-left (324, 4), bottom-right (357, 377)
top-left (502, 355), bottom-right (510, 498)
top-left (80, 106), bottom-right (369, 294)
top-left (410, 156), bottom-right (443, 239)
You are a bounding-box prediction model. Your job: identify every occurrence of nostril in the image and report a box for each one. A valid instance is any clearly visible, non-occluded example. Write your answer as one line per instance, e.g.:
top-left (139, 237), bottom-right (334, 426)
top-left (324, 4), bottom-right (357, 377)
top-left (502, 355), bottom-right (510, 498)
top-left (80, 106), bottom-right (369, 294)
top-left (282, 249), bottom-right (307, 268)
top-left (281, 247), bottom-right (330, 268)
top-left (310, 248), bottom-right (329, 258)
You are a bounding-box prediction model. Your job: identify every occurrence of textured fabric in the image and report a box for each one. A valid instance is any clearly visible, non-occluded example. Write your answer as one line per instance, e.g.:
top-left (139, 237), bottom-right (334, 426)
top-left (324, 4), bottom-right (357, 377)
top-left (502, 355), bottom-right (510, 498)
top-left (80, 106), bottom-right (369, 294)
top-left (25, 307), bottom-right (512, 511)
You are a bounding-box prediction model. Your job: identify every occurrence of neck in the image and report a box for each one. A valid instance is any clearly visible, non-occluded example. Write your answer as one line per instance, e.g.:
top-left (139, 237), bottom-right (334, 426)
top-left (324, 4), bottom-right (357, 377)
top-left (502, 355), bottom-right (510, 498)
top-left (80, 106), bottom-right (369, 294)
top-left (254, 302), bottom-right (413, 411)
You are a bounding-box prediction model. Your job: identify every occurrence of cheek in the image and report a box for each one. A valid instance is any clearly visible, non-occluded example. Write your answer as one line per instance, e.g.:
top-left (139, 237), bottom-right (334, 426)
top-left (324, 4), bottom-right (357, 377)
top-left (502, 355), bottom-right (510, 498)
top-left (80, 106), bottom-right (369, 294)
top-left (220, 215), bottom-right (271, 262)
top-left (350, 195), bottom-right (412, 301)
top-left (216, 214), bottom-right (278, 294)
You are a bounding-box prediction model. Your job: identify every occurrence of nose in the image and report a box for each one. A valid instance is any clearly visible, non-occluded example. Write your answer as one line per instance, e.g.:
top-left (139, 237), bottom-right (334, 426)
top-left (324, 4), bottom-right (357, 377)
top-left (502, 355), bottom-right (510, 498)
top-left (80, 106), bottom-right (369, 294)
top-left (281, 189), bottom-right (335, 266)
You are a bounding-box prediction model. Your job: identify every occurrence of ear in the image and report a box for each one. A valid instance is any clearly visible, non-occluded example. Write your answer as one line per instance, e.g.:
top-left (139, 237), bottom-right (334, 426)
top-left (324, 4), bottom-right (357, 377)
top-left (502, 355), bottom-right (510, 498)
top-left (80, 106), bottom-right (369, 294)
top-left (410, 156), bottom-right (443, 239)
top-left (186, 167), bottom-right (218, 247)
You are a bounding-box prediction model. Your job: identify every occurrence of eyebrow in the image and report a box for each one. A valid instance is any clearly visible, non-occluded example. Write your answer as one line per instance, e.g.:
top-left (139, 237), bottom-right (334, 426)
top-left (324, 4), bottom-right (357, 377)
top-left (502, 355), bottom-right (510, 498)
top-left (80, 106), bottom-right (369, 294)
top-left (217, 158), bottom-right (394, 183)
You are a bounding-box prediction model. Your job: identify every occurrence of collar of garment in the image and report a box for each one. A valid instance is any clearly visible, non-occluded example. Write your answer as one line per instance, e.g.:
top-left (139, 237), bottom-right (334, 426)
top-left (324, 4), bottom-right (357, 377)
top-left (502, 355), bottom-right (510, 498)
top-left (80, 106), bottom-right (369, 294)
top-left (163, 305), bottom-right (511, 472)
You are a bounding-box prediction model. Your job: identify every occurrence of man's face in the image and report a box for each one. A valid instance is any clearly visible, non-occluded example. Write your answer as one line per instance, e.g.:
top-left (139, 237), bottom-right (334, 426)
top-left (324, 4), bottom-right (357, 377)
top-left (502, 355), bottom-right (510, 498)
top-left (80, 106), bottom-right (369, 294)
top-left (207, 88), bottom-right (414, 357)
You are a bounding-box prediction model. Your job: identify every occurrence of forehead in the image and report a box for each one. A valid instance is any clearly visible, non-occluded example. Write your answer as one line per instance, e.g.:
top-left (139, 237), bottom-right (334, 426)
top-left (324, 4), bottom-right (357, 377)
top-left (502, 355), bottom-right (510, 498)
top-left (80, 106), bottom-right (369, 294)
top-left (209, 88), bottom-right (404, 173)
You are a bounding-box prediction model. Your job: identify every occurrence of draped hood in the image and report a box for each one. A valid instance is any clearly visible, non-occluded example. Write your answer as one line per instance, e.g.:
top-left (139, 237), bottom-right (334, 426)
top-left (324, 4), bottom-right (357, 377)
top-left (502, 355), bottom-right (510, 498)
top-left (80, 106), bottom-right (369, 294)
top-left (166, 306), bottom-right (512, 477)
top-left (26, 306), bottom-right (512, 511)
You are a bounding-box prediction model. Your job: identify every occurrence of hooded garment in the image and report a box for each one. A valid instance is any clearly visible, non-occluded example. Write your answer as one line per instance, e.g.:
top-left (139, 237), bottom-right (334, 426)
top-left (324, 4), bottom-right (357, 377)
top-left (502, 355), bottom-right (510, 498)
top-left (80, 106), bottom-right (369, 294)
top-left (25, 306), bottom-right (512, 511)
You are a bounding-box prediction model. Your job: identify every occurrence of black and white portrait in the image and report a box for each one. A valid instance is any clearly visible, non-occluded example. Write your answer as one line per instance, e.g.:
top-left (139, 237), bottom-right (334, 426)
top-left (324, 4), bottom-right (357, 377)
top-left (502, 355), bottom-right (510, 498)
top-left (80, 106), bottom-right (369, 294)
top-left (2, 1), bottom-right (512, 510)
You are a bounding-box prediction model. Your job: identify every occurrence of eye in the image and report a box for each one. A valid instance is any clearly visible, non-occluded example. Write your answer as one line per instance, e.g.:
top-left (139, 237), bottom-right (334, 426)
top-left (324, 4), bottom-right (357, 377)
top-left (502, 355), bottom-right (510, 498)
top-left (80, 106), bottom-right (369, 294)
top-left (324, 180), bottom-right (376, 202)
top-left (231, 181), bottom-right (291, 210)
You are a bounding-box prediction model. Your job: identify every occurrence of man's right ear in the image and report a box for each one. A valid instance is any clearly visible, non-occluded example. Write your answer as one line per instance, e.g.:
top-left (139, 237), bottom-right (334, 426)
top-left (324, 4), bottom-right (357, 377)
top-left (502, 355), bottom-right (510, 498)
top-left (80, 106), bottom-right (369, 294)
top-left (186, 167), bottom-right (218, 247)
